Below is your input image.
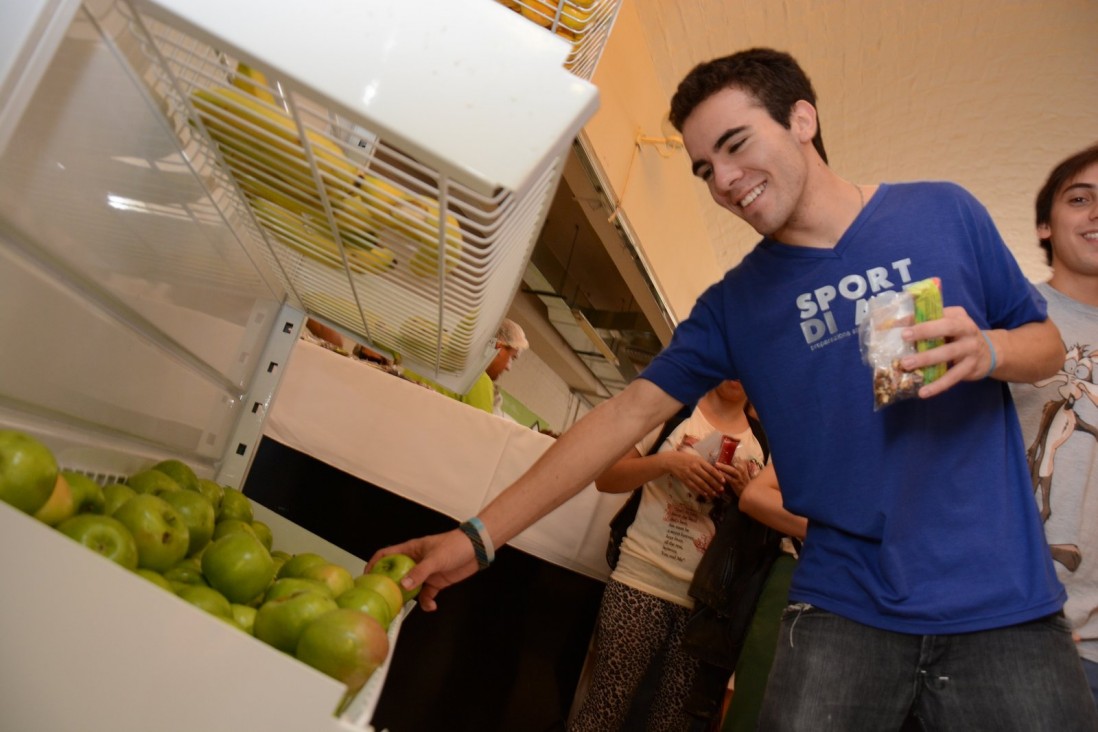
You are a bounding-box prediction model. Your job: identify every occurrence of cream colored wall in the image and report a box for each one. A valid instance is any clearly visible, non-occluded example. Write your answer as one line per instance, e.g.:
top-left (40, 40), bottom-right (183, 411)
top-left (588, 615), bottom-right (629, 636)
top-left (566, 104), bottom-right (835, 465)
top-left (581, 0), bottom-right (723, 324)
top-left (498, 349), bottom-right (593, 432)
top-left (593, 0), bottom-right (1098, 288)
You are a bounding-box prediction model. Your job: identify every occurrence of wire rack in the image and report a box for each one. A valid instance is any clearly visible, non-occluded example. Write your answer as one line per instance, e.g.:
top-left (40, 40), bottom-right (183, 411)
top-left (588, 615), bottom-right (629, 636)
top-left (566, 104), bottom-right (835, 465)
top-left (501, 0), bottom-right (623, 79)
top-left (116, 0), bottom-right (580, 392)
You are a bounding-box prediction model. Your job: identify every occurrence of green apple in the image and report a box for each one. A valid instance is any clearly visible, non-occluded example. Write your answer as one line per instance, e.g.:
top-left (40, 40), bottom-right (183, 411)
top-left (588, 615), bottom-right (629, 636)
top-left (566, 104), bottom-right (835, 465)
top-left (112, 494), bottom-right (190, 572)
top-left (370, 552), bottom-right (420, 602)
top-left (300, 563), bottom-right (354, 598)
top-left (250, 520), bottom-right (273, 551)
top-left (152, 459), bottom-right (200, 493)
top-left (126, 469), bottom-right (181, 497)
top-left (136, 568), bottom-right (174, 592)
top-left (189, 542), bottom-right (208, 565)
top-left (176, 584), bottom-right (233, 621)
top-left (56, 513), bottom-right (139, 571)
top-left (277, 552), bottom-right (328, 579)
top-left (270, 550), bottom-right (291, 578)
top-left (336, 587), bottom-right (392, 630)
top-left (218, 487), bottom-right (253, 523)
top-left (265, 577), bottom-right (333, 602)
top-left (32, 474), bottom-right (77, 526)
top-left (176, 554), bottom-right (203, 571)
top-left (201, 531), bottom-right (275, 605)
top-left (102, 483), bottom-right (137, 516)
top-left (253, 590), bottom-right (338, 654)
top-left (164, 561), bottom-right (209, 590)
top-left (231, 603), bottom-right (258, 634)
top-left (212, 518), bottom-right (257, 541)
top-left (352, 573), bottom-right (404, 619)
top-left (161, 489), bottom-right (216, 557)
top-left (61, 470), bottom-right (105, 514)
top-left (195, 479), bottom-right (225, 515)
top-left (0, 429), bottom-right (59, 515)
top-left (295, 608), bottom-right (390, 695)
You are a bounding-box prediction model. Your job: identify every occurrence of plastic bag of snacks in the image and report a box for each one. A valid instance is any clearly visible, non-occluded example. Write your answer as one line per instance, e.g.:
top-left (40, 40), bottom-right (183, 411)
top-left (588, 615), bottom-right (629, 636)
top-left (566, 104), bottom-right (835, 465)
top-left (859, 277), bottom-right (945, 410)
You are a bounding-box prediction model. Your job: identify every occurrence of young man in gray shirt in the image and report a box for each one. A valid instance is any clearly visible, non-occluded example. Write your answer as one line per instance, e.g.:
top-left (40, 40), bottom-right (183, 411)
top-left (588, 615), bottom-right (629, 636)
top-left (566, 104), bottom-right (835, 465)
top-left (1012, 143), bottom-right (1098, 706)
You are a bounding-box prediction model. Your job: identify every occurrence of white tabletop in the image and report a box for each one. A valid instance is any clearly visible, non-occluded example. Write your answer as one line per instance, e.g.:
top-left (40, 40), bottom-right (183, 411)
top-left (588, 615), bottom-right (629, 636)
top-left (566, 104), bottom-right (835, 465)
top-left (264, 339), bottom-right (624, 580)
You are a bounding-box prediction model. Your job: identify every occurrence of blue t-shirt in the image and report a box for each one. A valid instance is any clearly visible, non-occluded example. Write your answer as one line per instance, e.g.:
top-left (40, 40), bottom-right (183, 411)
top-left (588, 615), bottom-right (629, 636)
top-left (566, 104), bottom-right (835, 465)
top-left (640, 182), bottom-right (1064, 634)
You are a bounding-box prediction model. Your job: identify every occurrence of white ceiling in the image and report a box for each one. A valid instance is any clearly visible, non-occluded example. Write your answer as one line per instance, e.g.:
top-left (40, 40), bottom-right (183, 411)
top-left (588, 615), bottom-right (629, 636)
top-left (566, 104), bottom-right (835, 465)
top-left (614, 0), bottom-right (1098, 283)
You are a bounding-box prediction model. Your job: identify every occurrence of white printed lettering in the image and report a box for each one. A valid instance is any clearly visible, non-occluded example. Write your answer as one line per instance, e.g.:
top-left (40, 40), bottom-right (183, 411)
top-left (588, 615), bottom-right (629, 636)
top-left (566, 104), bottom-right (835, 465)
top-left (796, 292), bottom-right (818, 319)
top-left (838, 274), bottom-right (868, 300)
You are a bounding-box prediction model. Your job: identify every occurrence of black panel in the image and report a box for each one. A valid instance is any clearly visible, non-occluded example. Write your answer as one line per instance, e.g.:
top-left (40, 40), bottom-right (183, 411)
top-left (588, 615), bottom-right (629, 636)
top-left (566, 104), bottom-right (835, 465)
top-left (244, 437), bottom-right (604, 732)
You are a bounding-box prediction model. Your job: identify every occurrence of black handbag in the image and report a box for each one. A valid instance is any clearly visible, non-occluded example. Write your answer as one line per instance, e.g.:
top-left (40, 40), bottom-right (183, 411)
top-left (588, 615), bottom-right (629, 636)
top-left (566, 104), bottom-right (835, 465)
top-left (605, 405), bottom-right (693, 570)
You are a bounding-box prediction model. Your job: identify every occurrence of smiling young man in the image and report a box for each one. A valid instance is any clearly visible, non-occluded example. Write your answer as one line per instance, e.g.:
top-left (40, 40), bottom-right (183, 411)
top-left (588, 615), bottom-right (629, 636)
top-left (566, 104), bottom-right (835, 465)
top-left (1011, 144), bottom-right (1098, 709)
top-left (371, 50), bottom-right (1093, 730)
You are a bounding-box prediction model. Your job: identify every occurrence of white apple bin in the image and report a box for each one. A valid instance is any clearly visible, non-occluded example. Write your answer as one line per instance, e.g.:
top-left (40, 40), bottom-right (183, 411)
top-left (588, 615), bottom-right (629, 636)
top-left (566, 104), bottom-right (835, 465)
top-left (0, 423), bottom-right (405, 732)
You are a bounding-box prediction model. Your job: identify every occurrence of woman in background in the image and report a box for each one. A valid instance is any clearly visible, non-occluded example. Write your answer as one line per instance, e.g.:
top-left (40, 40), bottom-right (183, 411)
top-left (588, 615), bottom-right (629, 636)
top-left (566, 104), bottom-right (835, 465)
top-left (570, 380), bottom-right (763, 732)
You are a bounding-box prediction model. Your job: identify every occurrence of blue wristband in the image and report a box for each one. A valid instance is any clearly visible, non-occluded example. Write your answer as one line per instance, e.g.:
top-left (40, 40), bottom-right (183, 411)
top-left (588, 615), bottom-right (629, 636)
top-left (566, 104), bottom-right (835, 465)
top-left (465, 516), bottom-right (495, 564)
top-left (979, 330), bottom-right (998, 379)
top-left (459, 517), bottom-right (494, 571)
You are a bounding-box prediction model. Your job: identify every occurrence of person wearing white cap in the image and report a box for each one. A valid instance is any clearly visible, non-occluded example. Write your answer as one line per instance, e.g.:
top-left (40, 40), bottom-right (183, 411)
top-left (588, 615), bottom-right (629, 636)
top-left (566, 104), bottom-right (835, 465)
top-left (461, 318), bottom-right (528, 417)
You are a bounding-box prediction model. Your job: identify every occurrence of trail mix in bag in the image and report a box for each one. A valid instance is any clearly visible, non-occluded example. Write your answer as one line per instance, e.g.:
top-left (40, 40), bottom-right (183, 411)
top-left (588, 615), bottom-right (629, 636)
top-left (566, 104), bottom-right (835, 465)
top-left (859, 277), bottom-right (945, 410)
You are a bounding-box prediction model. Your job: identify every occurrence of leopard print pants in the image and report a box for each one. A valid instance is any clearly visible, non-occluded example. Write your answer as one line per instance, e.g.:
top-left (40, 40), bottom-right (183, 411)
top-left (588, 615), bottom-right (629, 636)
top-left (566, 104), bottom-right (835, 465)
top-left (569, 579), bottom-right (700, 732)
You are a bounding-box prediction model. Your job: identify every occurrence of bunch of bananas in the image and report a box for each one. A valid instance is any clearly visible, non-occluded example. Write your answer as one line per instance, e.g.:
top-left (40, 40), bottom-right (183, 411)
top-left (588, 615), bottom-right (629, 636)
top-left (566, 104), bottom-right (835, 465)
top-left (251, 197), bottom-right (395, 275)
top-left (191, 63), bottom-right (398, 275)
top-left (514, 0), bottom-right (598, 42)
top-left (192, 63), bottom-right (466, 281)
top-left (344, 175), bottom-right (464, 279)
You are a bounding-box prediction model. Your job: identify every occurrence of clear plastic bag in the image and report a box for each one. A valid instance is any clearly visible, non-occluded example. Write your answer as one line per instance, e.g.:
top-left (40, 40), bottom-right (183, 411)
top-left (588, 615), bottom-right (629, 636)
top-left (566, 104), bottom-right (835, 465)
top-left (859, 278), bottom-right (944, 410)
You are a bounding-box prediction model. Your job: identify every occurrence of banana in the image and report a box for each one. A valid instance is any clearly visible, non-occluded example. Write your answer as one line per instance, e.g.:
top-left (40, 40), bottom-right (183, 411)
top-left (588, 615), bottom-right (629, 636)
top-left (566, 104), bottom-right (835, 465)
top-left (439, 311), bottom-right (478, 370)
top-left (252, 197), bottom-right (394, 276)
top-left (404, 208), bottom-right (464, 278)
top-left (218, 137), bottom-right (329, 217)
top-left (354, 175), bottom-right (464, 278)
top-left (192, 82), bottom-right (461, 281)
top-left (192, 86), bottom-right (358, 215)
top-left (193, 87), bottom-right (355, 176)
top-left (230, 62), bottom-right (277, 105)
top-left (397, 315), bottom-right (450, 362)
top-left (520, 0), bottom-right (594, 39)
top-left (333, 189), bottom-right (385, 251)
top-left (347, 241), bottom-right (396, 275)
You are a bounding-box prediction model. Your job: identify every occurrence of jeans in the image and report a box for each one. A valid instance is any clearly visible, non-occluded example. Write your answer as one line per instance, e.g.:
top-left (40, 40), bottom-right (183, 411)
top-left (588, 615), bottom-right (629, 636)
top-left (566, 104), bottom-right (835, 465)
top-left (1083, 658), bottom-right (1098, 711)
top-left (757, 604), bottom-right (1098, 731)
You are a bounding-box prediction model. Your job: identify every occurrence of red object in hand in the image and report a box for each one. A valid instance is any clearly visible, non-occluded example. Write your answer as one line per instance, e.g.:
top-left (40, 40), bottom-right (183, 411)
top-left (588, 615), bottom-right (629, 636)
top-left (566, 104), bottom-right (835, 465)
top-left (718, 436), bottom-right (739, 464)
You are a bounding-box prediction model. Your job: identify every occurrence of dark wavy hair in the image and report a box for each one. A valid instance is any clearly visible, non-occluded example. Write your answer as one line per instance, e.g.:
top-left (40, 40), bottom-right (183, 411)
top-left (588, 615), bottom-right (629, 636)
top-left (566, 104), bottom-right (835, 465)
top-left (1035, 143), bottom-right (1098, 265)
top-left (669, 48), bottom-right (827, 164)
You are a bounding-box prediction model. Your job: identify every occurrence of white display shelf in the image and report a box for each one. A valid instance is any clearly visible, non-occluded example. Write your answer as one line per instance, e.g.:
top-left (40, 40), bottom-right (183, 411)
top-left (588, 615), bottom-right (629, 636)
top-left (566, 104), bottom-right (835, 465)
top-left (0, 427), bottom-right (406, 732)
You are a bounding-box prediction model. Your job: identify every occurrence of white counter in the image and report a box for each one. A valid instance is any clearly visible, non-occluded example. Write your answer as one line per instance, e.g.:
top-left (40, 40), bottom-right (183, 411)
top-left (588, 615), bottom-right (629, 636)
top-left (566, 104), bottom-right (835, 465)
top-left (264, 340), bottom-right (624, 581)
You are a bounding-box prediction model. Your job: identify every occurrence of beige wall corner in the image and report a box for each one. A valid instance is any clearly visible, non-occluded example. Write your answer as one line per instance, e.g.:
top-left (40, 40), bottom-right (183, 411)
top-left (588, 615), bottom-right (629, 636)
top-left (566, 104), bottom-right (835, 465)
top-left (582, 0), bottom-right (724, 325)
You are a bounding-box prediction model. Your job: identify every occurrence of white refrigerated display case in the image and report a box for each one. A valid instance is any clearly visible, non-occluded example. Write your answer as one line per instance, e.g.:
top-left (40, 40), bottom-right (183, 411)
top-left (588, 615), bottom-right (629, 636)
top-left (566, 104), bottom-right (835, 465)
top-left (0, 0), bottom-right (602, 729)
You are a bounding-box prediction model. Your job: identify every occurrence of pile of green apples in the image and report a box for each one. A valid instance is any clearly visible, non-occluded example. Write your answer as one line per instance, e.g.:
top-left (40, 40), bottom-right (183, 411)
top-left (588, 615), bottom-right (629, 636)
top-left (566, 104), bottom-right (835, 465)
top-left (0, 429), bottom-right (419, 698)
